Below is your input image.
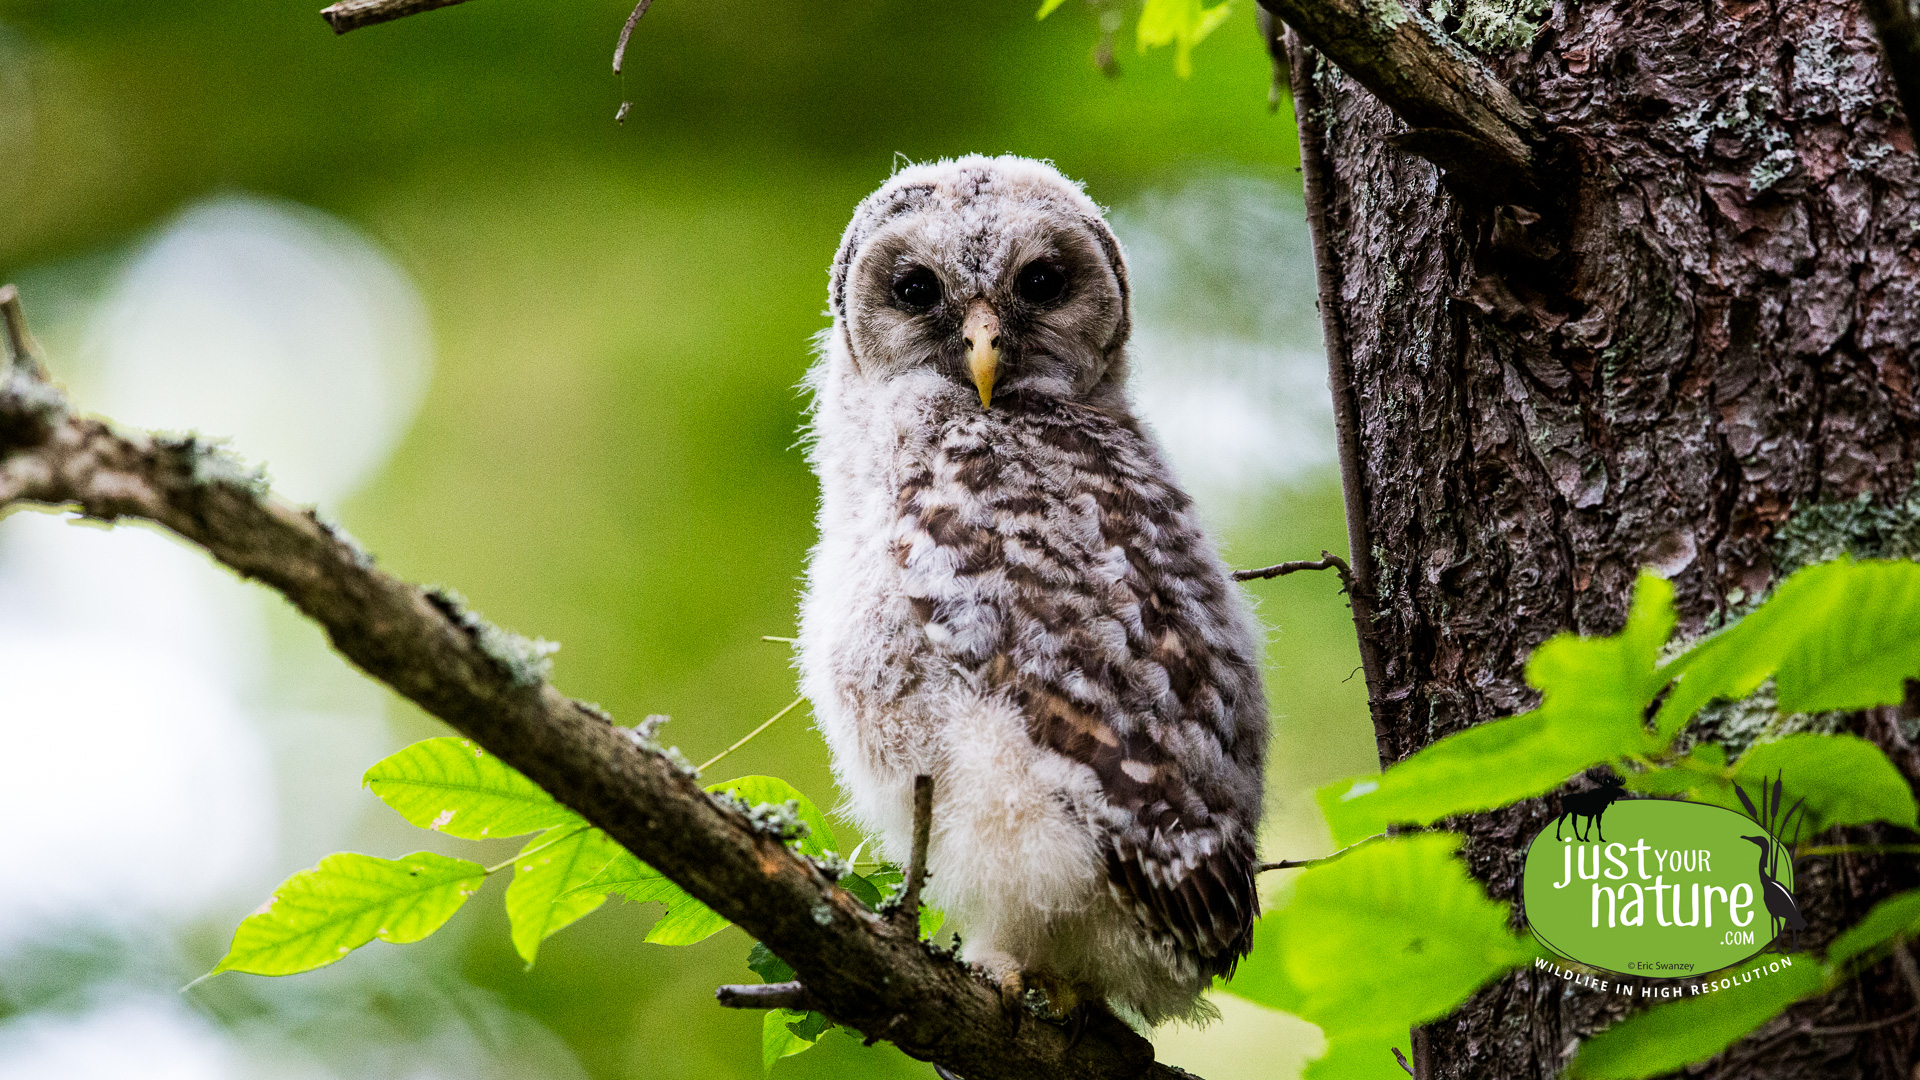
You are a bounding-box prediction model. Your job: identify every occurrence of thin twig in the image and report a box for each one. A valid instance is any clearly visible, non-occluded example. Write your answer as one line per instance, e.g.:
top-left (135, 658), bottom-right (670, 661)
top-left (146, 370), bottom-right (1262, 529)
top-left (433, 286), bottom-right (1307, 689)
top-left (1286, 33), bottom-right (1394, 765)
top-left (1232, 550), bottom-right (1352, 585)
top-left (484, 823), bottom-right (590, 875)
top-left (612, 0), bottom-right (656, 74)
top-left (0, 291), bottom-right (1191, 1080)
top-left (716, 981), bottom-right (819, 1011)
top-left (319, 0), bottom-right (474, 34)
top-left (611, 0), bottom-right (656, 123)
top-left (1894, 941), bottom-right (1920, 1007)
top-left (1257, 833), bottom-right (1383, 873)
top-left (895, 774), bottom-right (934, 932)
top-left (697, 695), bottom-right (805, 774)
top-left (1257, 855), bottom-right (1335, 873)
top-left (1796, 844), bottom-right (1920, 859)
top-left (1801, 1006), bottom-right (1920, 1036)
top-left (0, 285), bottom-right (44, 380)
top-left (1863, 0), bottom-right (1920, 138)
top-left (762, 635), bottom-right (799, 645)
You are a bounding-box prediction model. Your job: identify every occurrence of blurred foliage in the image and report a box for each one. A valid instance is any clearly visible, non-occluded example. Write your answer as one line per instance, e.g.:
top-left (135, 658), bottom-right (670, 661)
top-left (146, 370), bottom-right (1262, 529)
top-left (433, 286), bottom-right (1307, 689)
top-left (1302, 560), bottom-right (1920, 1078)
top-left (0, 1), bottom-right (1388, 1077)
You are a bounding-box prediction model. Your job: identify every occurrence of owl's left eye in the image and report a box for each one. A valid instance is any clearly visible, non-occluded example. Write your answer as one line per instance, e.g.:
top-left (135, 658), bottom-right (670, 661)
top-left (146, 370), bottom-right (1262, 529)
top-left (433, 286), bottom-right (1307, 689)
top-left (891, 267), bottom-right (942, 311)
top-left (1015, 261), bottom-right (1068, 305)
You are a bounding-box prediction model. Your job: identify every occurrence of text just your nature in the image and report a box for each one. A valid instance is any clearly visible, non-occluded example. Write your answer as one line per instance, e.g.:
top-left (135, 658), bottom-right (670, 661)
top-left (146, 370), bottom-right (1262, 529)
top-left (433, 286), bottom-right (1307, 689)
top-left (1553, 837), bottom-right (1757, 933)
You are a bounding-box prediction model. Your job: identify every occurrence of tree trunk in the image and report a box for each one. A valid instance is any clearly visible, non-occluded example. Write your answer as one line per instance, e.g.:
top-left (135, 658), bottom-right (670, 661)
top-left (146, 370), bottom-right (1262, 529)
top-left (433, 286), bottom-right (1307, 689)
top-left (1290, 0), bottom-right (1920, 1072)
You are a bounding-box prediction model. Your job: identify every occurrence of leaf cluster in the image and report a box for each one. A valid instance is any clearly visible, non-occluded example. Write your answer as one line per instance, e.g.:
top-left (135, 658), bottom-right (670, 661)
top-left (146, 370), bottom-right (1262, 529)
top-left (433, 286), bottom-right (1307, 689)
top-left (1037, 0), bottom-right (1234, 78)
top-left (1232, 558), bottom-right (1920, 1078)
top-left (210, 734), bottom-right (940, 1072)
top-left (212, 558), bottom-right (1920, 1078)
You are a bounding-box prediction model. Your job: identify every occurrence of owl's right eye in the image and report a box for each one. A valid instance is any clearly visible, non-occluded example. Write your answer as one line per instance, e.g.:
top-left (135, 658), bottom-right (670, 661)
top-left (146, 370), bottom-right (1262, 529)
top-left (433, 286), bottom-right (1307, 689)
top-left (891, 267), bottom-right (942, 311)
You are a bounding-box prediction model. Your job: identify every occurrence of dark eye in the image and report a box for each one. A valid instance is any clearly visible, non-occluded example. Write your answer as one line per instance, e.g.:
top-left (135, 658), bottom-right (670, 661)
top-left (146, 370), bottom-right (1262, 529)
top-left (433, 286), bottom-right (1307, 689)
top-left (1015, 261), bottom-right (1068, 305)
top-left (891, 267), bottom-right (942, 310)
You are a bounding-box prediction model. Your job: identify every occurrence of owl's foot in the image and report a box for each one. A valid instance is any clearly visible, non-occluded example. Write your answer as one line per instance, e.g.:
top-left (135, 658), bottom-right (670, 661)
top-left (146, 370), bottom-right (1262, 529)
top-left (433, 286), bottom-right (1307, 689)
top-left (997, 969), bottom-right (1028, 1030)
top-left (996, 968), bottom-right (1085, 1024)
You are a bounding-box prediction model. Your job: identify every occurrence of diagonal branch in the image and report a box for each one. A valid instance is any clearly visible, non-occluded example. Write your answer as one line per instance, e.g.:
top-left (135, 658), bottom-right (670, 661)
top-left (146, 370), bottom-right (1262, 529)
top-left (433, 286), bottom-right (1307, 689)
top-left (1863, 0), bottom-right (1920, 136)
top-left (1255, 0), bottom-right (1550, 201)
top-left (0, 288), bottom-right (1195, 1080)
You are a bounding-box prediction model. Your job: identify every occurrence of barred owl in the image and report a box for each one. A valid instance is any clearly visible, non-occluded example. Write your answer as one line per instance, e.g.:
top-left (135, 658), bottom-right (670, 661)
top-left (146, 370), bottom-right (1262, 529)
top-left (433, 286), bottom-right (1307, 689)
top-left (798, 155), bottom-right (1268, 1028)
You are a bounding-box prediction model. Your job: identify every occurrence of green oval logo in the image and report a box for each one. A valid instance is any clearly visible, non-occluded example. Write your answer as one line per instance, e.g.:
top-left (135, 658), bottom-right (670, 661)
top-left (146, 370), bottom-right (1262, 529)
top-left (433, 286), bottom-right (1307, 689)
top-left (1522, 798), bottom-right (1799, 977)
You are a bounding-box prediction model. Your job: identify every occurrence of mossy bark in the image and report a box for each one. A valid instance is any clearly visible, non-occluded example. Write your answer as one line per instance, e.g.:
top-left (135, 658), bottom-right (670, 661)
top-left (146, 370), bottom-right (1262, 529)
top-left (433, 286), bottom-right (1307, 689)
top-left (1295, 0), bottom-right (1920, 1071)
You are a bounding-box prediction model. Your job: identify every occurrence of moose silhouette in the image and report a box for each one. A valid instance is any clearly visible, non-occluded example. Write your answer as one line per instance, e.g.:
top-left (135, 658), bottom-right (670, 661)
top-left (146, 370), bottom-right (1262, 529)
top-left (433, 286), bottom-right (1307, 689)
top-left (1555, 774), bottom-right (1626, 842)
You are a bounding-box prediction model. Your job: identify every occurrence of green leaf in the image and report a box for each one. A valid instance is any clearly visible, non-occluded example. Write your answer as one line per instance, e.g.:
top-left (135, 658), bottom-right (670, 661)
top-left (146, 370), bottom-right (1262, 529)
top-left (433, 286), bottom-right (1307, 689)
top-left (761, 1008), bottom-right (829, 1072)
top-left (748, 940), bottom-right (795, 983)
top-left (647, 895), bottom-right (732, 945)
top-left (214, 852), bottom-right (484, 976)
top-left (1629, 734), bottom-right (1917, 835)
top-left (1733, 734), bottom-right (1918, 832)
top-left (709, 775), bottom-right (838, 858)
top-left (1568, 956), bottom-right (1828, 1078)
top-left (1136, 0), bottom-right (1232, 77)
top-left (1623, 747), bottom-right (1725, 797)
top-left (504, 826), bottom-right (625, 966)
top-left (1773, 560), bottom-right (1920, 711)
top-left (364, 737), bottom-right (580, 840)
top-left (839, 865), bottom-right (942, 935)
top-left (1319, 572), bottom-right (1674, 844)
top-left (918, 901), bottom-right (945, 940)
top-left (580, 849), bottom-right (733, 945)
top-left (1657, 559), bottom-right (1920, 735)
top-left (550, 777), bottom-right (835, 950)
top-left (1318, 710), bottom-right (1625, 845)
top-left (840, 872), bottom-right (884, 909)
top-left (1036, 0), bottom-right (1070, 18)
top-left (1224, 833), bottom-right (1533, 1034)
top-left (744, 940), bottom-right (833, 1070)
top-left (1826, 888), bottom-right (1920, 968)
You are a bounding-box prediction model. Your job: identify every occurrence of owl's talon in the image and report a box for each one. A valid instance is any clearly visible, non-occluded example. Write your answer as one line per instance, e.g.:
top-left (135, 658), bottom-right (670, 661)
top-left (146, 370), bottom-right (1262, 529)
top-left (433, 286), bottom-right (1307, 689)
top-left (997, 969), bottom-right (1026, 1029)
top-left (1064, 1003), bottom-right (1090, 1052)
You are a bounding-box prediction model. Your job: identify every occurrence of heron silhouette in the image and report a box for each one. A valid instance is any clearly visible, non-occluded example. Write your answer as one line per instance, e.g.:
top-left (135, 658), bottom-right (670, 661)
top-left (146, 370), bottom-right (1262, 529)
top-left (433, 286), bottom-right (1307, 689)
top-left (1741, 834), bottom-right (1806, 952)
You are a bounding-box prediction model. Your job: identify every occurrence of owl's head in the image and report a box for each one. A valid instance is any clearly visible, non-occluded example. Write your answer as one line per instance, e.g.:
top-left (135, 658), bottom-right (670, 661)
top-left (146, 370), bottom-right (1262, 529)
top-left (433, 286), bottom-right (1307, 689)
top-left (829, 155), bottom-right (1131, 411)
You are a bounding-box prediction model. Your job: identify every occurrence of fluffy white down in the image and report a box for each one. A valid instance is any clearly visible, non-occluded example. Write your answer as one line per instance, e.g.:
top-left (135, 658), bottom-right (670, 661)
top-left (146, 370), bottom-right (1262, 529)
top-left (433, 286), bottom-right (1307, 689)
top-left (800, 339), bottom-right (1213, 1024)
top-left (799, 155), bottom-right (1265, 1026)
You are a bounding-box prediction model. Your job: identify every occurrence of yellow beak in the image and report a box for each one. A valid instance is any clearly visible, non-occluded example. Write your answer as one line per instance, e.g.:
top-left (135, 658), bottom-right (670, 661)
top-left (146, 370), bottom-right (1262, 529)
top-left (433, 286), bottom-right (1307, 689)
top-left (963, 300), bottom-right (1001, 410)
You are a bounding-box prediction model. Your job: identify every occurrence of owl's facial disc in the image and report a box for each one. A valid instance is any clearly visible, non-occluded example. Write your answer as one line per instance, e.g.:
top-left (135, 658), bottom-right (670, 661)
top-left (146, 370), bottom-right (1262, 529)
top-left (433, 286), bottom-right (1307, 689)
top-left (962, 300), bottom-right (1001, 409)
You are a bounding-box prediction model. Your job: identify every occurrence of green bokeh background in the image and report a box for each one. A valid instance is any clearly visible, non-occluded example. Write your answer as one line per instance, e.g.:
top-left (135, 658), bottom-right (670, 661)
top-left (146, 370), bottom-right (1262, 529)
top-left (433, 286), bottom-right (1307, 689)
top-left (0, 2), bottom-right (1377, 1076)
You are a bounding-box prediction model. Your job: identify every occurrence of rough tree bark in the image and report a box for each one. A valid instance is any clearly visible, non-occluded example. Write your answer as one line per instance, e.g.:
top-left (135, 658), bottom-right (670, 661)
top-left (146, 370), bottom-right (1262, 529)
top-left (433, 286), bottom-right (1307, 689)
top-left (1287, 0), bottom-right (1920, 1073)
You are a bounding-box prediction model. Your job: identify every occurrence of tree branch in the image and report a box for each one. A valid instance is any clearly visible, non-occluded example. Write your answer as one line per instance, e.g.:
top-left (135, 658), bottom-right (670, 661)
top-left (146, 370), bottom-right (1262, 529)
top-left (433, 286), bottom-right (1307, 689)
top-left (319, 0), bottom-right (475, 34)
top-left (0, 288), bottom-right (1193, 1080)
top-left (1863, 0), bottom-right (1920, 136)
top-left (1258, 0), bottom-right (1550, 201)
